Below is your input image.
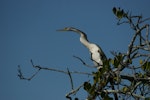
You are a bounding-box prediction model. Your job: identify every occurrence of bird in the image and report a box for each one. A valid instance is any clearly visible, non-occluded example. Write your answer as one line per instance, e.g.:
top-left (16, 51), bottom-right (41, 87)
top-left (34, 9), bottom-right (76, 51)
top-left (57, 27), bottom-right (107, 70)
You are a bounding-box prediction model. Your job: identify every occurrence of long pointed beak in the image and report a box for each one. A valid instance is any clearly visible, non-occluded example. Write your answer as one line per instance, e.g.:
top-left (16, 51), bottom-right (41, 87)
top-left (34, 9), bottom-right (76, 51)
top-left (56, 29), bottom-right (66, 31)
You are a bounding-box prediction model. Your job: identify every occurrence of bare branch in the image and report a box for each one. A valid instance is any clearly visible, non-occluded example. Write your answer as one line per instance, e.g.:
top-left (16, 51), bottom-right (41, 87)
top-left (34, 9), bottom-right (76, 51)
top-left (146, 24), bottom-right (150, 50)
top-left (66, 83), bottom-right (85, 99)
top-left (139, 17), bottom-right (150, 24)
top-left (73, 55), bottom-right (97, 68)
top-left (67, 68), bottom-right (74, 90)
top-left (102, 89), bottom-right (145, 99)
top-left (120, 74), bottom-right (150, 83)
top-left (18, 61), bottom-right (41, 81)
top-left (17, 60), bottom-right (92, 81)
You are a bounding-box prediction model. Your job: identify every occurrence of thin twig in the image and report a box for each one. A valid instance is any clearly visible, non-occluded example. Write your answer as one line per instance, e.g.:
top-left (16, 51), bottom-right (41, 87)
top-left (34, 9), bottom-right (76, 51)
top-left (18, 63), bottom-right (41, 81)
top-left (146, 24), bottom-right (150, 50)
top-left (120, 74), bottom-right (150, 82)
top-left (17, 60), bottom-right (92, 81)
top-left (139, 17), bottom-right (150, 24)
top-left (66, 83), bottom-right (85, 99)
top-left (67, 68), bottom-right (74, 90)
top-left (73, 55), bottom-right (97, 68)
top-left (102, 89), bottom-right (145, 99)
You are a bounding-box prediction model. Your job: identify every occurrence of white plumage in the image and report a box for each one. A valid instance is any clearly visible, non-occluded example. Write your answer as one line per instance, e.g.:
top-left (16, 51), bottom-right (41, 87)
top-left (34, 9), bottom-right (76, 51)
top-left (58, 27), bottom-right (107, 69)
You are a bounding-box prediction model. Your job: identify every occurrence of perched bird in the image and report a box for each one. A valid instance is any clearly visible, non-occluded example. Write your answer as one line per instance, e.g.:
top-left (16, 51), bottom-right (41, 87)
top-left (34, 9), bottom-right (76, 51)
top-left (58, 27), bottom-right (107, 70)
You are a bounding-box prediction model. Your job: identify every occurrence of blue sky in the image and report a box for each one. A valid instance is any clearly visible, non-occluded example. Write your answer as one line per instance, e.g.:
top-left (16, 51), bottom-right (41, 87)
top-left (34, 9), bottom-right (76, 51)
top-left (0, 0), bottom-right (150, 100)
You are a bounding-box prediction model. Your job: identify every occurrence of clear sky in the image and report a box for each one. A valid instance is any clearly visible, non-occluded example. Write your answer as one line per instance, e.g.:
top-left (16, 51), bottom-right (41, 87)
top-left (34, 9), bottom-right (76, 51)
top-left (0, 0), bottom-right (150, 100)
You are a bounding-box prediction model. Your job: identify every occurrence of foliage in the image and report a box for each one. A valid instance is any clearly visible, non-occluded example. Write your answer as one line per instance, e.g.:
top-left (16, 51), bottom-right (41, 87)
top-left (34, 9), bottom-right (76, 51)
top-left (18, 7), bottom-right (150, 100)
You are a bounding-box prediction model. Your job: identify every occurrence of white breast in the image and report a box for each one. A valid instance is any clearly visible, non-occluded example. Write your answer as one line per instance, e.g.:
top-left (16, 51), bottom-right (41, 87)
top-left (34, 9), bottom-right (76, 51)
top-left (89, 44), bottom-right (103, 66)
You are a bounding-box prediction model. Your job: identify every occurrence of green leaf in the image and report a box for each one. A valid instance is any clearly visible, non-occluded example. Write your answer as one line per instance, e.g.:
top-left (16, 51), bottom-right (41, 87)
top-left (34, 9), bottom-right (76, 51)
top-left (88, 85), bottom-right (96, 95)
top-left (93, 76), bottom-right (97, 84)
top-left (74, 98), bottom-right (79, 100)
top-left (122, 86), bottom-right (129, 93)
top-left (93, 72), bottom-right (101, 84)
top-left (104, 96), bottom-right (113, 100)
top-left (114, 76), bottom-right (121, 83)
top-left (84, 82), bottom-right (91, 91)
top-left (84, 82), bottom-right (96, 95)
top-left (111, 53), bottom-right (123, 68)
top-left (141, 61), bottom-right (150, 72)
top-left (112, 7), bottom-right (126, 19)
top-left (112, 7), bottom-right (117, 15)
top-left (101, 92), bottom-right (113, 100)
top-left (139, 59), bottom-right (143, 65)
top-left (111, 58), bottom-right (119, 67)
top-left (101, 92), bottom-right (106, 98)
top-left (145, 97), bottom-right (150, 100)
top-left (117, 9), bottom-right (124, 19)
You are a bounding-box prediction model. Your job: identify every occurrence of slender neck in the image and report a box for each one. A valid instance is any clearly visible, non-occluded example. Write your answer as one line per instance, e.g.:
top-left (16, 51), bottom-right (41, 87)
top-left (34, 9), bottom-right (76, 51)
top-left (71, 28), bottom-right (91, 48)
top-left (80, 35), bottom-right (91, 49)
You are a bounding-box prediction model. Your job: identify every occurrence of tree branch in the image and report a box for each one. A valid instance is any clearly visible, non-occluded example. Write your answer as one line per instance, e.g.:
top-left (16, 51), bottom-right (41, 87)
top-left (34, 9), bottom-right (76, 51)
top-left (73, 55), bottom-right (97, 68)
top-left (66, 82), bottom-right (85, 99)
top-left (18, 60), bottom-right (92, 81)
top-left (67, 68), bottom-right (74, 90)
top-left (102, 89), bottom-right (145, 99)
top-left (120, 74), bottom-right (150, 83)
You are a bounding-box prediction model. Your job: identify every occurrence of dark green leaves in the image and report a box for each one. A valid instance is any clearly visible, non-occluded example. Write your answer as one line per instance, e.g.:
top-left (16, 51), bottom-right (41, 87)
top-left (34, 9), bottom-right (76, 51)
top-left (145, 97), bottom-right (150, 100)
top-left (84, 82), bottom-right (92, 92)
top-left (84, 82), bottom-right (97, 95)
top-left (101, 92), bottom-right (113, 100)
top-left (140, 61), bottom-right (150, 72)
top-left (84, 82), bottom-right (97, 99)
top-left (111, 53), bottom-right (124, 68)
top-left (113, 7), bottom-right (127, 19)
